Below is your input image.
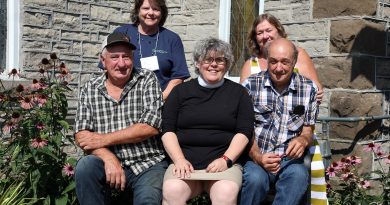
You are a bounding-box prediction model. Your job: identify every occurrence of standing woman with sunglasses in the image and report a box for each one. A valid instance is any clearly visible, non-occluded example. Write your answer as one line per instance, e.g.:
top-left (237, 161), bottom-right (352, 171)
top-left (113, 0), bottom-right (190, 100)
top-left (161, 37), bottom-right (254, 205)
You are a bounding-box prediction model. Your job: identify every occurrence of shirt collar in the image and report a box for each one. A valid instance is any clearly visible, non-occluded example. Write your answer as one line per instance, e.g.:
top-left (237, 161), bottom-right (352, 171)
top-left (263, 71), bottom-right (298, 92)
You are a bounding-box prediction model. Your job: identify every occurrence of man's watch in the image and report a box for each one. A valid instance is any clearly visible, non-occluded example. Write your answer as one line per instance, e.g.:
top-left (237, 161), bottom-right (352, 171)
top-left (222, 155), bottom-right (233, 168)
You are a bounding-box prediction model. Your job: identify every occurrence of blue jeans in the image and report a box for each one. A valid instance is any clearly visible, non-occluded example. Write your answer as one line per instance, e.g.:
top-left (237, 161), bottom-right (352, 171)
top-left (240, 158), bottom-right (309, 205)
top-left (75, 155), bottom-right (168, 205)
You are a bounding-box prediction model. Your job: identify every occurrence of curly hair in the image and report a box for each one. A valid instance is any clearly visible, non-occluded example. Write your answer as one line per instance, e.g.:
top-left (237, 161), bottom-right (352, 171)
top-left (131, 0), bottom-right (168, 27)
top-left (193, 37), bottom-right (234, 75)
top-left (247, 13), bottom-right (287, 56)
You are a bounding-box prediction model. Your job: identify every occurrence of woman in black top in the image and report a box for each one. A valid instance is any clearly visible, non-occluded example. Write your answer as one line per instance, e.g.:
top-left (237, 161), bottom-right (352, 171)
top-left (161, 37), bottom-right (254, 205)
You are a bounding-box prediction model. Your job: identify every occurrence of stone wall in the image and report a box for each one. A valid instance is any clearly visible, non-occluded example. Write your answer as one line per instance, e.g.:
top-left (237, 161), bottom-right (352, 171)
top-left (21, 0), bottom-right (219, 121)
top-left (264, 0), bottom-right (390, 175)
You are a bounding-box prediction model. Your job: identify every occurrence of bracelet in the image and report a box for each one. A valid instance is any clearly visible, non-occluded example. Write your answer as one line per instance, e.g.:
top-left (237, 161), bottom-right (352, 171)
top-left (221, 155), bottom-right (233, 168)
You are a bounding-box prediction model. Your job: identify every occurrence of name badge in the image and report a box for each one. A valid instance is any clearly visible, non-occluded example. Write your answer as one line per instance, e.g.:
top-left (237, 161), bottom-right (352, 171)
top-left (140, 56), bottom-right (159, 71)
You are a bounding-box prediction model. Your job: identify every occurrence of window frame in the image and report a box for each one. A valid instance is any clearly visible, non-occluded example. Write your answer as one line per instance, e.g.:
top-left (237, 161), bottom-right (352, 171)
top-left (218, 0), bottom-right (264, 82)
top-left (0, 0), bottom-right (21, 79)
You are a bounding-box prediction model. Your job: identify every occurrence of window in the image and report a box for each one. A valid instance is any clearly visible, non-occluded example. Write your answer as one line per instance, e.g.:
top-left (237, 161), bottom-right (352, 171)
top-left (219, 0), bottom-right (263, 79)
top-left (0, 0), bottom-right (20, 79)
top-left (0, 1), bottom-right (6, 71)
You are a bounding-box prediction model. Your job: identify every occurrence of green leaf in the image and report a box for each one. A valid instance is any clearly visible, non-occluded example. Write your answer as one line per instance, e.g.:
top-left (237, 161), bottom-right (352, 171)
top-left (61, 180), bottom-right (75, 194)
top-left (57, 120), bottom-right (69, 130)
top-left (54, 194), bottom-right (68, 205)
top-left (36, 148), bottom-right (59, 161)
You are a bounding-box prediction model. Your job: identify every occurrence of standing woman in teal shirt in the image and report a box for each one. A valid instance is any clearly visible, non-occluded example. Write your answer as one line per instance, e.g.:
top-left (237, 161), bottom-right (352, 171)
top-left (114, 0), bottom-right (190, 100)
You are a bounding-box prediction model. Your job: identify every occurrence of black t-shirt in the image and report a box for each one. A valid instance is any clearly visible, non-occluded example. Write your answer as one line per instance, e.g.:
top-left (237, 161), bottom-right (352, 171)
top-left (162, 79), bottom-right (254, 169)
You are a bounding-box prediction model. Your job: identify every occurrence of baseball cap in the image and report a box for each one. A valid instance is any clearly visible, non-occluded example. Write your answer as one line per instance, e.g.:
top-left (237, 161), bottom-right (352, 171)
top-left (101, 32), bottom-right (137, 51)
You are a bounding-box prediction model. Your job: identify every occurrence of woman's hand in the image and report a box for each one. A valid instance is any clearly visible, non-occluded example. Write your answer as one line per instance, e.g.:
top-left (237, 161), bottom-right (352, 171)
top-left (206, 158), bottom-right (228, 173)
top-left (172, 158), bottom-right (194, 179)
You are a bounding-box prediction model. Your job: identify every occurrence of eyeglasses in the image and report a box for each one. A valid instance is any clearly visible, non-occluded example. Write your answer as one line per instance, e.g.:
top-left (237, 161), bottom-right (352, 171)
top-left (202, 57), bottom-right (226, 65)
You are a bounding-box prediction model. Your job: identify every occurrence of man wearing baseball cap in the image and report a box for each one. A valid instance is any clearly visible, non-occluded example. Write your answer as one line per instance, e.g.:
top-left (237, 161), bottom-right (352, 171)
top-left (74, 32), bottom-right (168, 204)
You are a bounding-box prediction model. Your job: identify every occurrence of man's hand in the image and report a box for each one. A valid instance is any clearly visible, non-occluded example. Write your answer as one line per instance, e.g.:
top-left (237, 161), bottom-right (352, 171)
top-left (77, 132), bottom-right (108, 151)
top-left (172, 158), bottom-right (194, 179)
top-left (256, 153), bottom-right (281, 174)
top-left (103, 156), bottom-right (126, 191)
top-left (285, 136), bottom-right (309, 159)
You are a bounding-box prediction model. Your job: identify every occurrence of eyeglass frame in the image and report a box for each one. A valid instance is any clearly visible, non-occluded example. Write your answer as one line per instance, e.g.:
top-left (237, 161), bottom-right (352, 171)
top-left (201, 56), bottom-right (227, 65)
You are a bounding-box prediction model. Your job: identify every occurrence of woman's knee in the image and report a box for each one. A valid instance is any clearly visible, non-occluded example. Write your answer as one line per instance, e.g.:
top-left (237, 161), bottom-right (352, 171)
top-left (162, 179), bottom-right (192, 202)
top-left (209, 180), bottom-right (239, 204)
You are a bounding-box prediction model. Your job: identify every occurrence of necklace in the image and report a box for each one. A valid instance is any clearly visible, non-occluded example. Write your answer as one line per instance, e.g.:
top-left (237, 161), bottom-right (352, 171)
top-left (138, 28), bottom-right (160, 58)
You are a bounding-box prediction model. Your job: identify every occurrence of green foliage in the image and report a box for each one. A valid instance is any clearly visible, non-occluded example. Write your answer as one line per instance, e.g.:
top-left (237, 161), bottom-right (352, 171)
top-left (326, 143), bottom-right (390, 205)
top-left (0, 54), bottom-right (77, 205)
top-left (0, 180), bottom-right (41, 205)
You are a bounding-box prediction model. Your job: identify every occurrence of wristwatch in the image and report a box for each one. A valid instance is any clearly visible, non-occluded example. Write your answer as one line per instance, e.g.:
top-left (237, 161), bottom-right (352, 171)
top-left (222, 155), bottom-right (233, 168)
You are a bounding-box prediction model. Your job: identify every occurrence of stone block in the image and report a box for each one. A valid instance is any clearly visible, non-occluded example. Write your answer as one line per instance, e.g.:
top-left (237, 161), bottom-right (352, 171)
top-left (169, 11), bottom-right (217, 24)
top-left (168, 25), bottom-right (187, 37)
top-left (52, 41), bottom-right (73, 54)
top-left (313, 0), bottom-right (376, 18)
top-left (62, 31), bottom-right (90, 41)
top-left (267, 9), bottom-right (291, 22)
top-left (24, 11), bottom-right (51, 27)
top-left (295, 39), bottom-right (327, 56)
top-left (264, 0), bottom-right (282, 8)
top-left (90, 5), bottom-right (124, 23)
top-left (24, 0), bottom-right (65, 10)
top-left (185, 24), bottom-right (216, 40)
top-left (23, 27), bottom-right (61, 40)
top-left (82, 21), bottom-right (109, 32)
top-left (284, 21), bottom-right (328, 38)
top-left (23, 40), bottom-right (52, 50)
top-left (292, 5), bottom-right (311, 21)
top-left (101, 1), bottom-right (131, 9)
top-left (329, 142), bottom-right (372, 175)
top-left (23, 52), bottom-right (50, 68)
top-left (328, 92), bottom-right (382, 141)
top-left (314, 56), bottom-right (375, 89)
top-left (330, 19), bottom-right (386, 56)
top-left (82, 62), bottom-right (101, 73)
top-left (53, 12), bottom-right (81, 30)
top-left (82, 42), bottom-right (101, 57)
top-left (183, 0), bottom-right (217, 11)
top-left (67, 1), bottom-right (90, 14)
top-left (376, 58), bottom-right (390, 77)
top-left (382, 5), bottom-right (390, 19)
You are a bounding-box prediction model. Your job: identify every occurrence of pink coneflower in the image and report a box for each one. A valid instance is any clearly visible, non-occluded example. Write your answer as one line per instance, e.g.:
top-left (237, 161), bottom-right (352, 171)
top-left (20, 96), bottom-right (35, 109)
top-left (375, 150), bottom-right (384, 157)
top-left (358, 180), bottom-right (371, 189)
top-left (2, 121), bottom-right (16, 134)
top-left (0, 93), bottom-right (6, 102)
top-left (36, 122), bottom-right (45, 130)
top-left (326, 166), bottom-right (337, 177)
top-left (35, 94), bottom-right (47, 107)
top-left (31, 79), bottom-right (44, 90)
top-left (31, 137), bottom-right (48, 148)
top-left (8, 68), bottom-right (20, 78)
top-left (331, 161), bottom-right (342, 170)
top-left (348, 155), bottom-right (362, 165)
top-left (385, 155), bottom-right (390, 164)
top-left (341, 173), bottom-right (355, 181)
top-left (363, 143), bottom-right (381, 152)
top-left (63, 163), bottom-right (74, 176)
top-left (11, 112), bottom-right (22, 123)
top-left (15, 84), bottom-right (25, 93)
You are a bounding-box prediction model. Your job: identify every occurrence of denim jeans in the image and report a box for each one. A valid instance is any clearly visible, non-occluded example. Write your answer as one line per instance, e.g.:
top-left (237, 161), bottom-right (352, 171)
top-left (239, 158), bottom-right (309, 205)
top-left (75, 155), bottom-right (168, 205)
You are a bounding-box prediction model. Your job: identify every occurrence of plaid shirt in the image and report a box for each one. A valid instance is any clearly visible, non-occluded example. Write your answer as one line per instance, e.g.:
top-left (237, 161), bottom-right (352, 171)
top-left (75, 68), bottom-right (165, 175)
top-left (243, 71), bottom-right (318, 155)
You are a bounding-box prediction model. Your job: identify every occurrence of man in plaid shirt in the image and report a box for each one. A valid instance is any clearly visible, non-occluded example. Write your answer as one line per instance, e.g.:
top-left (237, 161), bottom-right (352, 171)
top-left (240, 38), bottom-right (318, 205)
top-left (74, 32), bottom-right (167, 205)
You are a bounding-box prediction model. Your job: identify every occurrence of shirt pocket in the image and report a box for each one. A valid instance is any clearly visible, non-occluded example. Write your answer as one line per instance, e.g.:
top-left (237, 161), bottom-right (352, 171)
top-left (287, 113), bottom-right (304, 131)
top-left (254, 104), bottom-right (273, 125)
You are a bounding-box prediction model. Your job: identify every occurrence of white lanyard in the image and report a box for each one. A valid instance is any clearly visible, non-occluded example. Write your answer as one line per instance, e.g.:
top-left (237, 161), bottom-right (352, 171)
top-left (138, 29), bottom-right (160, 58)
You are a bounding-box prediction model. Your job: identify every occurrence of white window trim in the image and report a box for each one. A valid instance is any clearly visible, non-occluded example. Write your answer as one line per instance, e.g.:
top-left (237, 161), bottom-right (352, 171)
top-left (1, 0), bottom-right (21, 79)
top-left (219, 0), bottom-right (264, 82)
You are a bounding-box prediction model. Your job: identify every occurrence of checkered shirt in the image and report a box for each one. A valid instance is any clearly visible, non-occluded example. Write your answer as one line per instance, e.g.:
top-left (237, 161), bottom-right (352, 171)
top-left (75, 68), bottom-right (165, 175)
top-left (242, 71), bottom-right (318, 155)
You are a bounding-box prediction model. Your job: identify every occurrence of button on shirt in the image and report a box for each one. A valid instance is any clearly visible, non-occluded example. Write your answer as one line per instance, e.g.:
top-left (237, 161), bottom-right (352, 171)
top-left (242, 71), bottom-right (318, 155)
top-left (75, 68), bottom-right (165, 175)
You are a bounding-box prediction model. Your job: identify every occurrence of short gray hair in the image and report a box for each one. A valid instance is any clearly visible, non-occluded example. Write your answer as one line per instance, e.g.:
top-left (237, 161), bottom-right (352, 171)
top-left (193, 37), bottom-right (234, 74)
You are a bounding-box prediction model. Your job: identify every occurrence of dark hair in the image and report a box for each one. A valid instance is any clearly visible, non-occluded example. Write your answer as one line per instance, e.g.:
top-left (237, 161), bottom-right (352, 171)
top-left (131, 0), bottom-right (168, 27)
top-left (247, 13), bottom-right (287, 56)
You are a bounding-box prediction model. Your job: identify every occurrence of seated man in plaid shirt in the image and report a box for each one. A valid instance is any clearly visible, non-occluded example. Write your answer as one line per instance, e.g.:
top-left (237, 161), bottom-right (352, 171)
top-left (240, 38), bottom-right (319, 205)
top-left (74, 32), bottom-right (167, 205)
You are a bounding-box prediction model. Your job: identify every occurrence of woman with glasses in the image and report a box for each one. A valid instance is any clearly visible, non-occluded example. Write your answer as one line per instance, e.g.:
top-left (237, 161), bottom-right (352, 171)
top-left (161, 37), bottom-right (254, 205)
